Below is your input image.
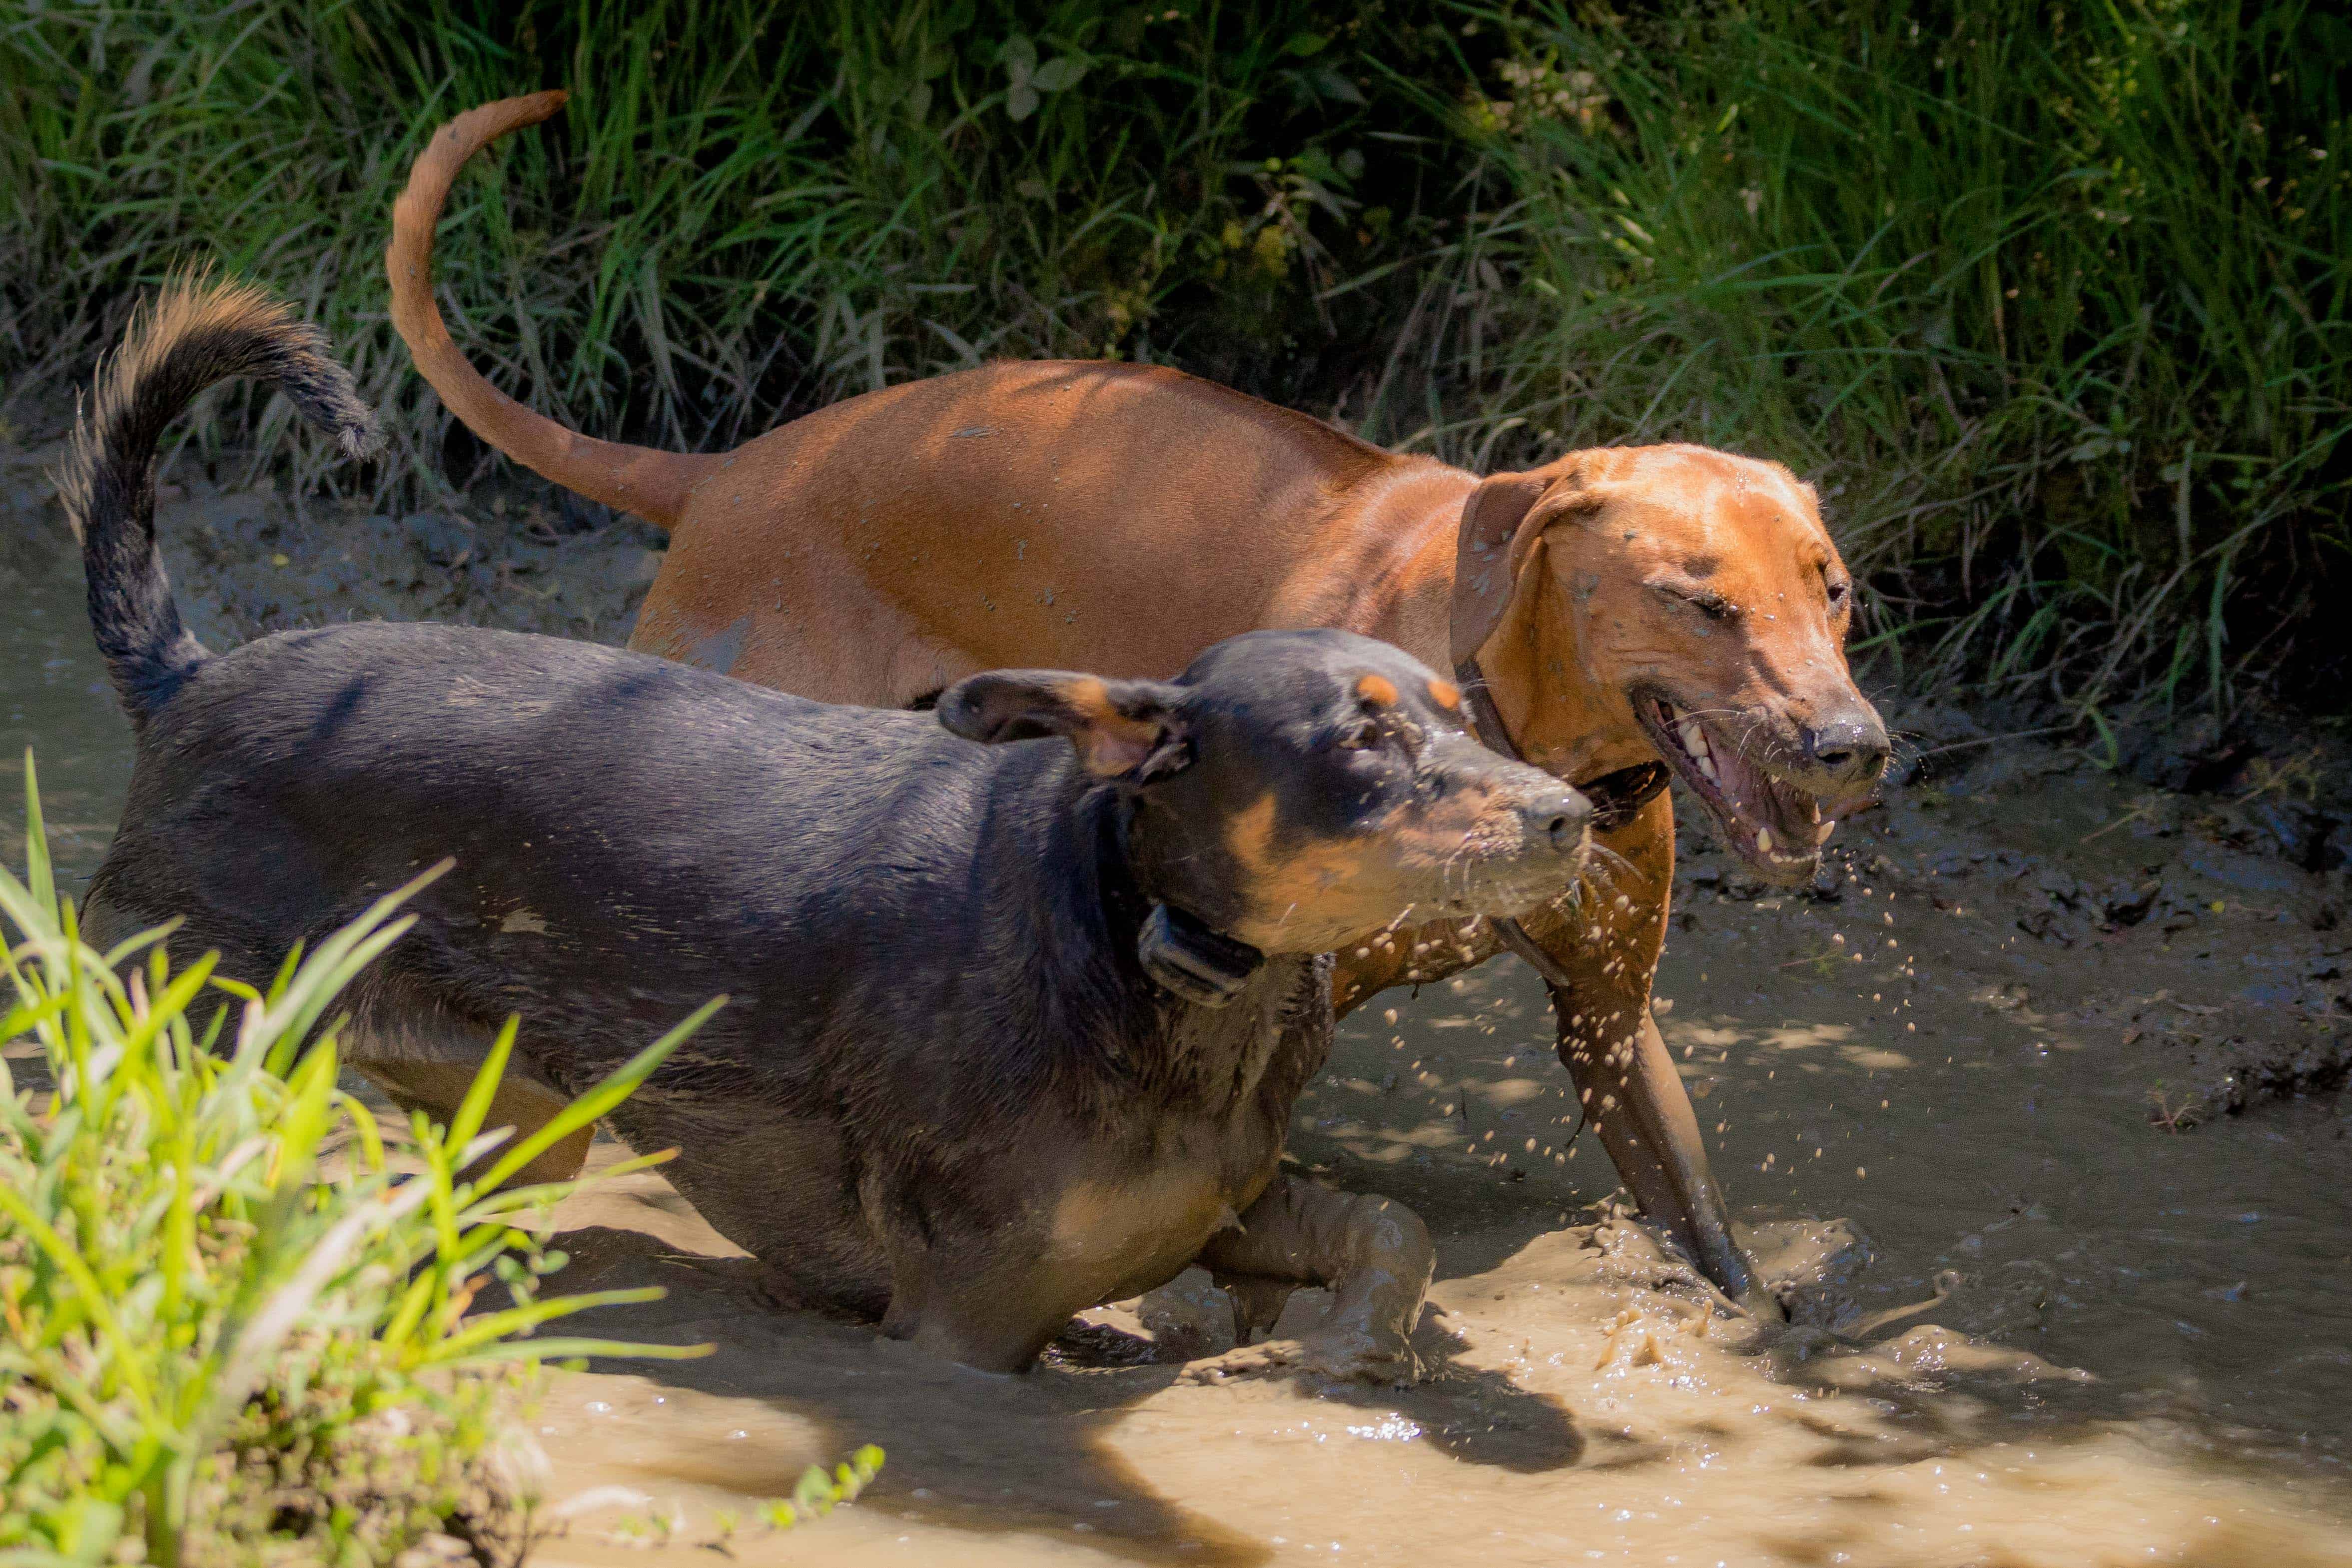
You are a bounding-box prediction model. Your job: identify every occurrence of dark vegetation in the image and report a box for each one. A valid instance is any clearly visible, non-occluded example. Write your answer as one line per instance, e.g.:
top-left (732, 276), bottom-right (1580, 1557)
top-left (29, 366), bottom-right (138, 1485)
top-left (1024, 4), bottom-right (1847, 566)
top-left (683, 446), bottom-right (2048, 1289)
top-left (2, 0), bottom-right (2347, 719)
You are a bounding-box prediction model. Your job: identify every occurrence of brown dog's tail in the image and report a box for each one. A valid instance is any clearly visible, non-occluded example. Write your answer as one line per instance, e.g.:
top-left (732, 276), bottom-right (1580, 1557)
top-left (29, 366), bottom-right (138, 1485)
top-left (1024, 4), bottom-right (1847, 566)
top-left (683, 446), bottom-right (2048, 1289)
top-left (387, 90), bottom-right (714, 530)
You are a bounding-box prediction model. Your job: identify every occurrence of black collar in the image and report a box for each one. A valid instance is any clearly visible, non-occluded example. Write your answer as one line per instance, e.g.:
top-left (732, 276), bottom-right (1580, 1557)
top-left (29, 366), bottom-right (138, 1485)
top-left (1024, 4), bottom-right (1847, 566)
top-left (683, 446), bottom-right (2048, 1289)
top-left (1101, 797), bottom-right (1265, 1008)
top-left (1453, 655), bottom-right (1669, 832)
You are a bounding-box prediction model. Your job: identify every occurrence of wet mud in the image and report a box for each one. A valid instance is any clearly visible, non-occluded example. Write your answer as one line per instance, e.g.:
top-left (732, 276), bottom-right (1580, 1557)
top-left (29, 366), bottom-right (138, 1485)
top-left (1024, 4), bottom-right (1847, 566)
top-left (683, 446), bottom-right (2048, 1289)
top-left (0, 437), bottom-right (662, 873)
top-left (6, 443), bottom-right (2352, 1564)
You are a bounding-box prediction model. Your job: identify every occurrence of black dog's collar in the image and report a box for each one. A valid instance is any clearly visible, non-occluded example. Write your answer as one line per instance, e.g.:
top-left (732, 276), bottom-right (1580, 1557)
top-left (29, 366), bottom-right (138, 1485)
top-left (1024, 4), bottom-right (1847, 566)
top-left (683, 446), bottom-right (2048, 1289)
top-left (1137, 903), bottom-right (1264, 1008)
top-left (1454, 655), bottom-right (1668, 832)
top-left (1106, 798), bottom-right (1265, 1008)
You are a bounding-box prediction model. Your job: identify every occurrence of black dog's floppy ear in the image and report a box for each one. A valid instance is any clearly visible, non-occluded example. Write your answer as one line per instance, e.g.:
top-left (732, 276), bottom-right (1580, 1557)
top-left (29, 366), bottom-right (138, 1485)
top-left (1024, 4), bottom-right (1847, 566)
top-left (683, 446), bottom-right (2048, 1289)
top-left (938, 671), bottom-right (1190, 781)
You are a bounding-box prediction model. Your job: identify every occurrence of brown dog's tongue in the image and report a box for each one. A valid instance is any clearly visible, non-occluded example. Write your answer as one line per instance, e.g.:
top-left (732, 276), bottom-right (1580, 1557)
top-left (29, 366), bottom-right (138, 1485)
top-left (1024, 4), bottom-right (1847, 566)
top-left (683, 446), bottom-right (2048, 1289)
top-left (1711, 749), bottom-right (1804, 844)
top-left (1819, 786), bottom-right (1886, 824)
top-left (1715, 751), bottom-right (1770, 823)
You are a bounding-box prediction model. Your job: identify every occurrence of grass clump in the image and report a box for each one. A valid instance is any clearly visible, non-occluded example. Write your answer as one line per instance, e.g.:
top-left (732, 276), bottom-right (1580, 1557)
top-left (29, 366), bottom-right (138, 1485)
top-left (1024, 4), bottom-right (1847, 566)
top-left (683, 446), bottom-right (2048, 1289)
top-left (0, 759), bottom-right (718, 1567)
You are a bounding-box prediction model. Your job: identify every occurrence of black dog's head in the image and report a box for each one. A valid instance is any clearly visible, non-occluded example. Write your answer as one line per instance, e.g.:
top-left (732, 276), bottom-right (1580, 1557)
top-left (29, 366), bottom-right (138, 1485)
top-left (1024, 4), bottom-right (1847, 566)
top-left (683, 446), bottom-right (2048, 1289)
top-left (938, 629), bottom-right (1591, 957)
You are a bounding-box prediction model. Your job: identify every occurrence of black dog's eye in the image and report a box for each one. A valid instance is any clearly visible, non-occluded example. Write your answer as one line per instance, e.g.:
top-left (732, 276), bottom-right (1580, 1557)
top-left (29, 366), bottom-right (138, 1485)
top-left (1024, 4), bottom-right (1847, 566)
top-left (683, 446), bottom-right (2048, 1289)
top-left (1336, 718), bottom-right (1383, 751)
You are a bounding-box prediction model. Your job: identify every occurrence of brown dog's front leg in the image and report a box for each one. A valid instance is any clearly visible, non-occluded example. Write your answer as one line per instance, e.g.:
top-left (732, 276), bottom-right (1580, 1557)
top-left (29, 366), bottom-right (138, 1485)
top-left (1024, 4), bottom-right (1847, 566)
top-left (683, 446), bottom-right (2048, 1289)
top-left (1176, 1177), bottom-right (1434, 1386)
top-left (1513, 792), bottom-right (1775, 1315)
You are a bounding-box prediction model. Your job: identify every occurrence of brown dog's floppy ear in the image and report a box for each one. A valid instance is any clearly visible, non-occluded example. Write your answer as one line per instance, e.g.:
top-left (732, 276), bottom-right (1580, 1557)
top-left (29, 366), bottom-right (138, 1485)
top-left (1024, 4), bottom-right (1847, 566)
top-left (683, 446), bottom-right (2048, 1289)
top-left (937, 671), bottom-right (1189, 781)
top-left (1449, 453), bottom-right (1610, 664)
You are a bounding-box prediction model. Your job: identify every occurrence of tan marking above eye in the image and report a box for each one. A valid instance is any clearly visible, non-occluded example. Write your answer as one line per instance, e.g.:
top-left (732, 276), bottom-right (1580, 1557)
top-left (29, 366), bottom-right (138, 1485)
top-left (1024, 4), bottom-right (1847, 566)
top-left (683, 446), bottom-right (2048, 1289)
top-left (1427, 679), bottom-right (1461, 712)
top-left (1355, 673), bottom-right (1399, 707)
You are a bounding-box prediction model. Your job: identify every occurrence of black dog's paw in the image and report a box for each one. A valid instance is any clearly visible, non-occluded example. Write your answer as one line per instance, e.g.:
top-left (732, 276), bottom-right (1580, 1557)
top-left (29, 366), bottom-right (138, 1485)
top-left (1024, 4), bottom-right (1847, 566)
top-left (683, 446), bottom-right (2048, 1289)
top-left (1041, 1317), bottom-right (1164, 1370)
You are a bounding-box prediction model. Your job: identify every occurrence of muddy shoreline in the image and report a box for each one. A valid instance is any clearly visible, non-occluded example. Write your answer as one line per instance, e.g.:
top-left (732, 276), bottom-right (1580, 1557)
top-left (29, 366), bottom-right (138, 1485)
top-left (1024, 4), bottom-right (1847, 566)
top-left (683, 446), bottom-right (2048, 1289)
top-left (7, 442), bottom-right (2352, 1564)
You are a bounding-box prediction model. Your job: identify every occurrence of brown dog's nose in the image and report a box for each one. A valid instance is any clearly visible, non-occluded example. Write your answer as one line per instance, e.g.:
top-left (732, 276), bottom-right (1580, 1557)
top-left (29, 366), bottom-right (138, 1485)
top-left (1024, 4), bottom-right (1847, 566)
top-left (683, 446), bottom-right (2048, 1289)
top-left (1806, 711), bottom-right (1891, 787)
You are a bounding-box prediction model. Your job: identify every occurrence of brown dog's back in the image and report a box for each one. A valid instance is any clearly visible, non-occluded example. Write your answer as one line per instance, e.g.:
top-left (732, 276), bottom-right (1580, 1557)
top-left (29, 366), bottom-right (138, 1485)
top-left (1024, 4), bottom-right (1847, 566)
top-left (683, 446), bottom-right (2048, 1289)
top-left (629, 358), bottom-right (1469, 701)
top-left (382, 93), bottom-right (1469, 701)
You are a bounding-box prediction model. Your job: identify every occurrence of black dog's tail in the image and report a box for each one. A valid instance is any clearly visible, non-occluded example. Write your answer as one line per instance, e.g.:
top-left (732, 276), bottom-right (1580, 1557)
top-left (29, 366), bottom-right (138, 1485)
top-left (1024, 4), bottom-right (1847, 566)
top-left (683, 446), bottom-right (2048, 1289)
top-left (57, 271), bottom-right (379, 723)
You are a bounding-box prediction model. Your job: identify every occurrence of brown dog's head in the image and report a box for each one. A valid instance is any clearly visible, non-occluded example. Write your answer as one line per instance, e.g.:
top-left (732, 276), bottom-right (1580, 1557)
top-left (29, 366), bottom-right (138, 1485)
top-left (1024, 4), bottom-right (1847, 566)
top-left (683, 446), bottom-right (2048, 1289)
top-left (939, 630), bottom-right (1592, 958)
top-left (1450, 445), bottom-right (1888, 884)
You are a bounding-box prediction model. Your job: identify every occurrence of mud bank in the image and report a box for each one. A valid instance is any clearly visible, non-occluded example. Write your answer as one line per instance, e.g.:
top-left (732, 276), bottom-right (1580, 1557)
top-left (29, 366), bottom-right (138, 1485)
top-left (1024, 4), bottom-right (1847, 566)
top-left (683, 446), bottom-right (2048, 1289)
top-left (0, 438), bottom-right (662, 872)
top-left (6, 446), bottom-right (2352, 1564)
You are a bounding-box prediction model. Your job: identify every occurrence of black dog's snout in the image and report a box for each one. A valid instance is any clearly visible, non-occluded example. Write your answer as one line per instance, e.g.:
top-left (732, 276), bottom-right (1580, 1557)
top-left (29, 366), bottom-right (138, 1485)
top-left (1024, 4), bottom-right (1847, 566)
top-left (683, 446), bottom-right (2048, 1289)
top-left (1524, 785), bottom-right (1593, 853)
top-left (1805, 712), bottom-right (1891, 784)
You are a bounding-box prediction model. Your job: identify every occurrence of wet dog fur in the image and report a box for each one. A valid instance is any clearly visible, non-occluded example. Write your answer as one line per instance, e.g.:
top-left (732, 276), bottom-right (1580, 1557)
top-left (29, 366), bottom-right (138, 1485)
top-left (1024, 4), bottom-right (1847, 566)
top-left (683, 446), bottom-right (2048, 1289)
top-left (65, 276), bottom-right (1593, 1377)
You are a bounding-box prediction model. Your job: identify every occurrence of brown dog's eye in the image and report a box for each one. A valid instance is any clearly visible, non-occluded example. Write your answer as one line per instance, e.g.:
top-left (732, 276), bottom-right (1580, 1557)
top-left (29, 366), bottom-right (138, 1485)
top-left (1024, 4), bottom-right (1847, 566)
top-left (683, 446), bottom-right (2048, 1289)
top-left (1826, 578), bottom-right (1850, 607)
top-left (1336, 719), bottom-right (1383, 751)
top-left (1670, 588), bottom-right (1733, 621)
top-left (1651, 581), bottom-right (1735, 622)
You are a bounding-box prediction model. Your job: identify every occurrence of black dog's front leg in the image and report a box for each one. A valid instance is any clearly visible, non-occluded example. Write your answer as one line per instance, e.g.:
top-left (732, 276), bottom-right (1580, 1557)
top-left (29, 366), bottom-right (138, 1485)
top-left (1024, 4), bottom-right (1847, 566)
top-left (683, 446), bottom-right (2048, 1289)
top-left (1176, 1176), bottom-right (1434, 1385)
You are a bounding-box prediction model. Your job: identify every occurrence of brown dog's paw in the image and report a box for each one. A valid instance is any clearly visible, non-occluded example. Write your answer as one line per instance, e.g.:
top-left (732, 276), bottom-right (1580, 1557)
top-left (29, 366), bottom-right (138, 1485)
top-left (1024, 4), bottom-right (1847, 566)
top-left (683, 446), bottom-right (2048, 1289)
top-left (1176, 1329), bottom-right (1420, 1388)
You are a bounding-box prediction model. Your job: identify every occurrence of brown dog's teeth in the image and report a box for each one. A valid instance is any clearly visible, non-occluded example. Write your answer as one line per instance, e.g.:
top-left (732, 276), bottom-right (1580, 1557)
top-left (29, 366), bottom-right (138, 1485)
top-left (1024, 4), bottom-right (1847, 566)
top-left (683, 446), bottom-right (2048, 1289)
top-left (1755, 826), bottom-right (1774, 854)
top-left (1678, 717), bottom-right (1721, 784)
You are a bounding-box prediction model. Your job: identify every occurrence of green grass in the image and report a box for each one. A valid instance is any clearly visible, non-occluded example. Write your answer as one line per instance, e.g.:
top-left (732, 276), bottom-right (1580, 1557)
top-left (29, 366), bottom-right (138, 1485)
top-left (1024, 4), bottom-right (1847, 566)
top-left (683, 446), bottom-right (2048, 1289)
top-left (0, 0), bottom-right (1479, 497)
top-left (1448, 0), bottom-right (2351, 717)
top-left (3, 0), bottom-right (2346, 715)
top-left (0, 757), bottom-right (725, 1566)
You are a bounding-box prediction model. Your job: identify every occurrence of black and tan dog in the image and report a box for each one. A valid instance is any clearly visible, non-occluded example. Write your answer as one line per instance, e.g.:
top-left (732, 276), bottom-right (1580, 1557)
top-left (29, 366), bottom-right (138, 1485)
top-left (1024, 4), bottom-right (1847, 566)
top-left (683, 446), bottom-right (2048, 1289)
top-left (66, 278), bottom-right (1593, 1379)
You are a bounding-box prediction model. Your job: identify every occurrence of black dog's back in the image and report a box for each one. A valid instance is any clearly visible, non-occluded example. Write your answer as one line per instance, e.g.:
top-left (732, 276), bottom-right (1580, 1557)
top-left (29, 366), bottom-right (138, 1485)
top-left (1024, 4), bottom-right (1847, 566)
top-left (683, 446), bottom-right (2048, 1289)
top-left (96, 619), bottom-right (1119, 1105)
top-left (48, 272), bottom-right (1111, 1100)
top-left (87, 613), bottom-right (1206, 1326)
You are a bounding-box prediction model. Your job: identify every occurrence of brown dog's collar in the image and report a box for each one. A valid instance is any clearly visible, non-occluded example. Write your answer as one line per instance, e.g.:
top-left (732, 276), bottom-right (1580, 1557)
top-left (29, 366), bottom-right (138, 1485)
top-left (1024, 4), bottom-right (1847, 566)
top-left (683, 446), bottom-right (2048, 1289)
top-left (1453, 655), bottom-right (1668, 833)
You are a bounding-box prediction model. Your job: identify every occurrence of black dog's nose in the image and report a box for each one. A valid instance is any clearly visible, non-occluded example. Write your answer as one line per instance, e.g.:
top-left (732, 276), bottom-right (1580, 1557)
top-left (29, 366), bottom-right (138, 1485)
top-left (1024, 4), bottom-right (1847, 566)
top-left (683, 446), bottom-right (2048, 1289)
top-left (1807, 711), bottom-right (1891, 784)
top-left (1525, 785), bottom-right (1593, 854)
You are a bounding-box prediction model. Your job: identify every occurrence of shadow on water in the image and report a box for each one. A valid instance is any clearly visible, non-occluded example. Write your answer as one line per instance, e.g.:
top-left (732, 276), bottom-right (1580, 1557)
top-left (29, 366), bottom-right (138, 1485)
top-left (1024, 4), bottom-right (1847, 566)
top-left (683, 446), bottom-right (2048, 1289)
top-left (545, 1222), bottom-right (1270, 1567)
top-left (523, 1129), bottom-right (2352, 1567)
top-left (537, 1207), bottom-right (1586, 1568)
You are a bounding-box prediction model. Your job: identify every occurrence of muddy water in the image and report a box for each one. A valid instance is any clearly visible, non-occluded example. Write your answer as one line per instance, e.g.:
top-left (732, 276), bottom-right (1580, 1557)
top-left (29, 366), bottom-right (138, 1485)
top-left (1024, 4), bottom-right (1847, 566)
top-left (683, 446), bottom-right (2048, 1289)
top-left (7, 451), bottom-right (2352, 1564)
top-left (0, 463), bottom-right (134, 876)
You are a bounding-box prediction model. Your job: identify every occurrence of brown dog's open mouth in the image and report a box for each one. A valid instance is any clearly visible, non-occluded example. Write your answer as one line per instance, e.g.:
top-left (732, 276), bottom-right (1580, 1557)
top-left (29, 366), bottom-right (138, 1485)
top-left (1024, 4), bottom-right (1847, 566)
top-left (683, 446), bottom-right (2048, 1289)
top-left (1638, 696), bottom-right (1835, 881)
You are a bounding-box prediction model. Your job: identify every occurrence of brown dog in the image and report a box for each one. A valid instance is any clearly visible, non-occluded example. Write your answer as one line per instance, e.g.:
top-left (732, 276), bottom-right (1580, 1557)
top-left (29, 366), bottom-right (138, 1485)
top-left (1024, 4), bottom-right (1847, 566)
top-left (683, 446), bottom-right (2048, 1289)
top-left (388, 92), bottom-right (1890, 1307)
